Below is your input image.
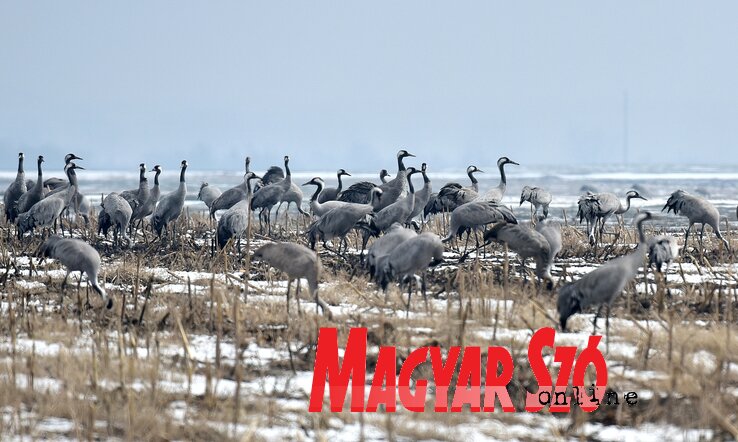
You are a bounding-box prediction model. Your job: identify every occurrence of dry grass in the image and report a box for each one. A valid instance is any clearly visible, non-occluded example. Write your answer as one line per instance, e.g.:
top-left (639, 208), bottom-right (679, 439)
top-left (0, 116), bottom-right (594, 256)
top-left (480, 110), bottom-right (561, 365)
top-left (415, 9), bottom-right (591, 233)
top-left (0, 211), bottom-right (737, 440)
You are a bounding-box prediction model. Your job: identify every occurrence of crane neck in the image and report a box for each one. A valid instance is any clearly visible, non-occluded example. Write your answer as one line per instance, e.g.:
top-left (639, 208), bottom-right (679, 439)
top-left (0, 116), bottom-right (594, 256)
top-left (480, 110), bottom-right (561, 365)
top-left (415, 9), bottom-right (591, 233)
top-left (37, 159), bottom-right (43, 179)
top-left (421, 169), bottom-right (430, 184)
top-left (246, 176), bottom-right (257, 197)
top-left (139, 167), bottom-right (146, 183)
top-left (370, 188), bottom-right (381, 205)
top-left (616, 195), bottom-right (634, 215)
top-left (407, 173), bottom-right (415, 194)
top-left (154, 170), bottom-right (160, 186)
top-left (284, 159), bottom-right (291, 177)
top-left (65, 168), bottom-right (79, 204)
top-left (397, 155), bottom-right (406, 172)
top-left (636, 217), bottom-right (647, 244)
top-left (498, 162), bottom-right (507, 187)
top-left (17, 156), bottom-right (24, 175)
top-left (336, 173), bottom-right (344, 192)
top-left (179, 165), bottom-right (187, 183)
top-left (245, 157), bottom-right (251, 173)
top-left (468, 170), bottom-right (478, 185)
top-left (309, 181), bottom-right (323, 202)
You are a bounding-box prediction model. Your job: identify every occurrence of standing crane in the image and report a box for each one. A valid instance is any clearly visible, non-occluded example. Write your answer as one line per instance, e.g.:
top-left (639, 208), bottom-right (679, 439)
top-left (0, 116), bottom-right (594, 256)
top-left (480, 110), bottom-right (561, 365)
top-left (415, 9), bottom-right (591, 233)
top-left (662, 190), bottom-right (730, 252)
top-left (557, 211), bottom-right (653, 345)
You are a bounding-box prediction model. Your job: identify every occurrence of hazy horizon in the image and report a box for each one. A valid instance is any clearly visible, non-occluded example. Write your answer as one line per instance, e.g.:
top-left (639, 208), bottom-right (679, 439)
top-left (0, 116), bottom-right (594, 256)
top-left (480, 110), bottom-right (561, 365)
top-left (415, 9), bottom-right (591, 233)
top-left (2, 2), bottom-right (738, 170)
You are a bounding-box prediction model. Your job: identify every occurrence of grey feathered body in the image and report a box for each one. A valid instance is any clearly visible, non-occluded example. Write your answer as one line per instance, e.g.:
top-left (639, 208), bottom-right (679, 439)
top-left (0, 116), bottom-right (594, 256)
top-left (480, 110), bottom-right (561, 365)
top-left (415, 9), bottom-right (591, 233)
top-left (279, 182), bottom-right (305, 210)
top-left (120, 177), bottom-right (150, 221)
top-left (380, 232), bottom-right (444, 289)
top-left (152, 171), bottom-right (187, 236)
top-left (558, 245), bottom-right (646, 327)
top-left (663, 190), bottom-right (720, 229)
top-left (535, 219), bottom-right (562, 261)
top-left (43, 177), bottom-right (67, 190)
top-left (337, 181), bottom-right (378, 204)
top-left (520, 186), bottom-right (552, 218)
top-left (4, 157), bottom-right (26, 222)
top-left (557, 212), bottom-right (652, 330)
top-left (254, 242), bottom-right (321, 295)
top-left (99, 193), bottom-right (133, 244)
top-left (485, 223), bottom-right (553, 281)
top-left (648, 235), bottom-right (679, 272)
top-left (408, 173), bottom-right (432, 222)
top-left (373, 184), bottom-right (415, 233)
top-left (216, 199), bottom-right (250, 248)
top-left (444, 201), bottom-right (518, 241)
top-left (137, 168), bottom-right (161, 221)
top-left (40, 235), bottom-right (111, 308)
top-left (306, 203), bottom-right (375, 247)
top-left (16, 157), bottom-right (44, 215)
top-left (662, 189), bottom-right (729, 250)
top-left (17, 167), bottom-right (78, 235)
top-left (250, 183), bottom-right (284, 214)
top-left (366, 224), bottom-right (417, 282)
top-left (210, 179), bottom-right (249, 215)
top-left (317, 172), bottom-right (346, 203)
top-left (198, 183), bottom-right (222, 209)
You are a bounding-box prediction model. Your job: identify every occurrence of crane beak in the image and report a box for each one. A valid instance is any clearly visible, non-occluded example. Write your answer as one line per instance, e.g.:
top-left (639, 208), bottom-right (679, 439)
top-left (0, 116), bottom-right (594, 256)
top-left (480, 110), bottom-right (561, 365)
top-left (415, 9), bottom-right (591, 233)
top-left (638, 196), bottom-right (648, 201)
top-left (344, 172), bottom-right (352, 177)
top-left (301, 181), bottom-right (312, 186)
top-left (509, 160), bottom-right (520, 166)
top-left (406, 152), bottom-right (416, 158)
top-left (477, 169), bottom-right (484, 173)
top-left (75, 166), bottom-right (86, 170)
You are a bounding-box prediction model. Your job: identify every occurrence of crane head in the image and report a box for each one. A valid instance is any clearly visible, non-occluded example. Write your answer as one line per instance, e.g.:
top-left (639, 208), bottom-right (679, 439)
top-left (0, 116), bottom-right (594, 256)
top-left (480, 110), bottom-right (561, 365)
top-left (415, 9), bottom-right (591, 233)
top-left (180, 160), bottom-right (188, 168)
top-left (150, 165), bottom-right (162, 173)
top-left (38, 155), bottom-right (44, 163)
top-left (467, 165), bottom-right (483, 174)
top-left (626, 190), bottom-right (647, 201)
top-left (65, 153), bottom-right (83, 162)
top-left (283, 155), bottom-right (290, 164)
top-left (557, 283), bottom-right (582, 332)
top-left (302, 177), bottom-right (323, 187)
top-left (406, 166), bottom-right (419, 176)
top-left (138, 163), bottom-right (146, 170)
top-left (397, 149), bottom-right (415, 158)
top-left (421, 163), bottom-right (427, 172)
top-left (18, 152), bottom-right (24, 160)
top-left (337, 169), bottom-right (351, 177)
top-left (498, 156), bottom-right (519, 167)
top-left (379, 169), bottom-right (390, 179)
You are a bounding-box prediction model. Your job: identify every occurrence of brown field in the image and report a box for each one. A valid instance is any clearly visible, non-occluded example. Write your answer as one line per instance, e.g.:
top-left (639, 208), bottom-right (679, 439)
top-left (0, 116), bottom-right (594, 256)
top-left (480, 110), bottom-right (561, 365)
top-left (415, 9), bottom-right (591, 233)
top-left (1, 211), bottom-right (737, 441)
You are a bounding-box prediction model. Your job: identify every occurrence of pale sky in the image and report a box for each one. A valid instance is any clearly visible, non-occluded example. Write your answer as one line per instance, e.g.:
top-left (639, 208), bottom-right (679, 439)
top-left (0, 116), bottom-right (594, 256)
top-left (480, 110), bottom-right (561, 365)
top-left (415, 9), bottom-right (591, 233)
top-left (1, 1), bottom-right (737, 171)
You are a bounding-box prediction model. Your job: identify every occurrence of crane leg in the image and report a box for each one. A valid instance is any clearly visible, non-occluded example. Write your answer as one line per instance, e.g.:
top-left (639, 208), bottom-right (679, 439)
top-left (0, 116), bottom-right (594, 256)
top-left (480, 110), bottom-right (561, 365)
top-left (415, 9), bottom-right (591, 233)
top-left (462, 231), bottom-right (471, 256)
top-left (715, 229), bottom-right (730, 251)
top-left (592, 305), bottom-right (602, 335)
top-left (295, 279), bottom-right (302, 316)
top-left (59, 270), bottom-right (72, 305)
top-left (405, 277), bottom-right (412, 318)
top-left (699, 224), bottom-right (706, 248)
top-left (605, 305), bottom-right (611, 354)
top-left (683, 223), bottom-right (693, 253)
top-left (285, 279), bottom-right (291, 317)
top-left (421, 273), bottom-right (429, 313)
